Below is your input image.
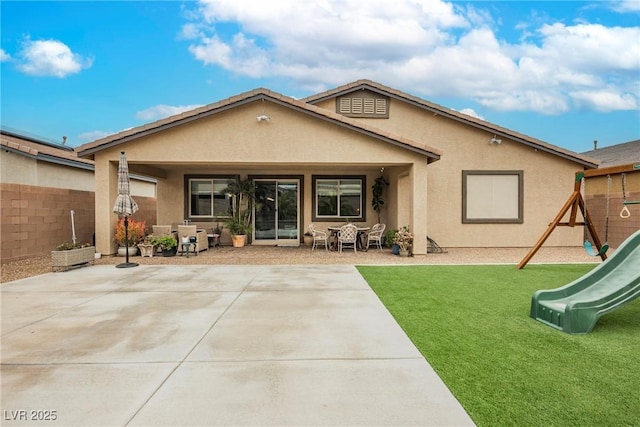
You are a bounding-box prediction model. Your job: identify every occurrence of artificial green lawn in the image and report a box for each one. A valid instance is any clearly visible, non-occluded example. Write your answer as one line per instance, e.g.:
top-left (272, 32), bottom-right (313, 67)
top-left (357, 264), bottom-right (640, 427)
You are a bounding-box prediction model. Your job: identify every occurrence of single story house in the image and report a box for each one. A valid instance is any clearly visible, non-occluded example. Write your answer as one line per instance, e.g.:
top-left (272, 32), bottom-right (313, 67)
top-left (0, 128), bottom-right (156, 262)
top-left (76, 80), bottom-right (599, 256)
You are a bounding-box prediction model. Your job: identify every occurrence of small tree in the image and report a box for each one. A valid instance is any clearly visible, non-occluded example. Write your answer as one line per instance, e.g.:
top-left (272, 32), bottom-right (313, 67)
top-left (222, 177), bottom-right (255, 236)
top-left (114, 218), bottom-right (146, 246)
top-left (371, 175), bottom-right (389, 223)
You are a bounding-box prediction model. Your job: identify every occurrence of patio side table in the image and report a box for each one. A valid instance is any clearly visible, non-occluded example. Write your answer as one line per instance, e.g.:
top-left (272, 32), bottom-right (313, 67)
top-left (180, 242), bottom-right (197, 257)
top-left (207, 233), bottom-right (220, 248)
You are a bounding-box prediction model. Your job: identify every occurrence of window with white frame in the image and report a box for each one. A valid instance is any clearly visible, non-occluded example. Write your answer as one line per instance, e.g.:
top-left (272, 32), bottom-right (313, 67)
top-left (188, 178), bottom-right (233, 219)
top-left (462, 171), bottom-right (523, 223)
top-left (313, 176), bottom-right (365, 220)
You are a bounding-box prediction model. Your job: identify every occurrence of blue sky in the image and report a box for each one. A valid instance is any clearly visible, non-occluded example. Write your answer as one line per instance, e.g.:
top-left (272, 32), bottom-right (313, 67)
top-left (1, 0), bottom-right (638, 153)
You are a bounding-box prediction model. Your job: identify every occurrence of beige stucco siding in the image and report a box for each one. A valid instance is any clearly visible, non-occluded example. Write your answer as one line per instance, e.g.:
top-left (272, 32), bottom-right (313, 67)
top-left (92, 100), bottom-right (429, 254)
top-left (101, 102), bottom-right (423, 166)
top-left (1, 151), bottom-right (94, 191)
top-left (316, 97), bottom-right (585, 247)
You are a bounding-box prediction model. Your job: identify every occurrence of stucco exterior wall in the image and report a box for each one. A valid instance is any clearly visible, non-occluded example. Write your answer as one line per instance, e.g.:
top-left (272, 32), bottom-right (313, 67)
top-left (1, 150), bottom-right (94, 191)
top-left (92, 100), bottom-right (426, 254)
top-left (316, 97), bottom-right (586, 248)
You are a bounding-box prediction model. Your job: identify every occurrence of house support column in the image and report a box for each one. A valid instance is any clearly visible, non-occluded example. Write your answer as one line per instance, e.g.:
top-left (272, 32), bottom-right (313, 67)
top-left (94, 156), bottom-right (119, 256)
top-left (411, 161), bottom-right (429, 255)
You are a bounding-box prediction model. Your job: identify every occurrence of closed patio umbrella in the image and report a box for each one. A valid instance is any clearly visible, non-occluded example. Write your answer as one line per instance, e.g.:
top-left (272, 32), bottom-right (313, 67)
top-left (113, 151), bottom-right (139, 268)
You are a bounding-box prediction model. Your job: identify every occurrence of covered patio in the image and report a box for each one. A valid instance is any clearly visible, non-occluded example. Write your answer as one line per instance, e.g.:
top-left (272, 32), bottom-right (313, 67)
top-left (77, 89), bottom-right (441, 258)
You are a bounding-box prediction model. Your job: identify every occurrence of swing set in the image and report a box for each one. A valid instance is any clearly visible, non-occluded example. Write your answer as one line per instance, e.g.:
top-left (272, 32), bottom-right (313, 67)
top-left (517, 162), bottom-right (639, 269)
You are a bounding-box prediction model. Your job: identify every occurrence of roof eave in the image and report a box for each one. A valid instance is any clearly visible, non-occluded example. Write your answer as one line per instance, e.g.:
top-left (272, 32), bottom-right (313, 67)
top-left (306, 81), bottom-right (597, 169)
top-left (3, 144), bottom-right (95, 170)
top-left (77, 91), bottom-right (442, 161)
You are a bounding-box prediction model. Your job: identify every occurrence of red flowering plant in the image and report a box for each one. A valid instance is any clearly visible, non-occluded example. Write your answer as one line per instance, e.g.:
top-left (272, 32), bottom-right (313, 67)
top-left (113, 218), bottom-right (146, 246)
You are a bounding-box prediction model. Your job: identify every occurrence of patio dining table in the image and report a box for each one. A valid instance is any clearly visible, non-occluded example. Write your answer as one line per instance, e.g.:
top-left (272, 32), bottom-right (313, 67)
top-left (327, 225), bottom-right (371, 251)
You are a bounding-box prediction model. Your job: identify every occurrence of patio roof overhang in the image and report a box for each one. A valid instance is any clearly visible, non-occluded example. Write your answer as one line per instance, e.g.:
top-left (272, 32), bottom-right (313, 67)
top-left (76, 89), bottom-right (442, 164)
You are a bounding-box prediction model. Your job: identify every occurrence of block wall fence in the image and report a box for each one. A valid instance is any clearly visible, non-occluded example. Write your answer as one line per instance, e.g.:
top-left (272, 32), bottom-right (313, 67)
top-left (586, 191), bottom-right (640, 249)
top-left (1, 183), bottom-right (156, 263)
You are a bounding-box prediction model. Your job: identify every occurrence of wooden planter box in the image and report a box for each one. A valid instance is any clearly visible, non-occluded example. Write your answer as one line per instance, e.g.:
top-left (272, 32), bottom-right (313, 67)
top-left (51, 246), bottom-right (95, 271)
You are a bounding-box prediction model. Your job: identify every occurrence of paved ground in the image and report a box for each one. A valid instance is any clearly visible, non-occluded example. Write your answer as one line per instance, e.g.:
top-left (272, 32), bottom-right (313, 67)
top-left (1, 264), bottom-right (474, 426)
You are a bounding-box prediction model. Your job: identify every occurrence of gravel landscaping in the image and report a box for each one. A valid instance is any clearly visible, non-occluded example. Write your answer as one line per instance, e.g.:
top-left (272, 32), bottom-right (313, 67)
top-left (1, 245), bottom-right (598, 284)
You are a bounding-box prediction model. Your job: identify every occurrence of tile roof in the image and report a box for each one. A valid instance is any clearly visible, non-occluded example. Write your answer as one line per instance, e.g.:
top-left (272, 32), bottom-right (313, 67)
top-left (582, 139), bottom-right (640, 168)
top-left (76, 87), bottom-right (442, 161)
top-left (1, 130), bottom-right (93, 169)
top-left (304, 79), bottom-right (600, 169)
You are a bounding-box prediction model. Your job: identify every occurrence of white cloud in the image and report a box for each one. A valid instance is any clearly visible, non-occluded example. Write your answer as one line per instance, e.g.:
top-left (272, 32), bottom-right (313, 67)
top-left (182, 0), bottom-right (639, 114)
top-left (18, 39), bottom-right (92, 78)
top-left (457, 108), bottom-right (485, 120)
top-left (0, 49), bottom-right (11, 62)
top-left (570, 89), bottom-right (638, 112)
top-left (608, 0), bottom-right (640, 13)
top-left (78, 130), bottom-right (112, 143)
top-left (136, 104), bottom-right (204, 121)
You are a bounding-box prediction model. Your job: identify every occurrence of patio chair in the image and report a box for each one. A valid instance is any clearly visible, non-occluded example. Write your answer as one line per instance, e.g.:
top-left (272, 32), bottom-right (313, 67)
top-left (366, 223), bottom-right (386, 251)
top-left (177, 225), bottom-right (208, 255)
top-left (152, 225), bottom-right (172, 236)
top-left (309, 223), bottom-right (329, 251)
top-left (338, 223), bottom-right (358, 253)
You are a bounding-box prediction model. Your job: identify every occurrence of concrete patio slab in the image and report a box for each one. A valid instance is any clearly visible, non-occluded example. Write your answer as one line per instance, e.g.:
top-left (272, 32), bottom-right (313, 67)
top-left (187, 289), bottom-right (422, 361)
top-left (1, 265), bottom-right (474, 426)
top-left (129, 359), bottom-right (469, 426)
top-left (2, 290), bottom-right (239, 364)
top-left (120, 265), bottom-right (263, 292)
top-left (1, 291), bottom-right (106, 335)
top-left (1, 363), bottom-right (177, 426)
top-left (246, 265), bottom-right (371, 291)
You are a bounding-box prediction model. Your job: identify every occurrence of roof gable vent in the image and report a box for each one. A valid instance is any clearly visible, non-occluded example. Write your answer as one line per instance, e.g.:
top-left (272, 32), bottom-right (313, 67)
top-left (336, 90), bottom-right (389, 118)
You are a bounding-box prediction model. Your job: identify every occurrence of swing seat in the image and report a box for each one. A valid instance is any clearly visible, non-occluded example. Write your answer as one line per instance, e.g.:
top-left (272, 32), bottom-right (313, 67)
top-left (584, 241), bottom-right (609, 257)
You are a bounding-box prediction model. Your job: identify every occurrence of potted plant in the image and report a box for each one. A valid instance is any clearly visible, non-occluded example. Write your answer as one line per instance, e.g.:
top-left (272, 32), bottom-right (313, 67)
top-left (137, 235), bottom-right (156, 257)
top-left (371, 175), bottom-right (389, 224)
top-left (303, 230), bottom-right (313, 247)
top-left (225, 217), bottom-right (252, 247)
top-left (393, 226), bottom-right (413, 257)
top-left (114, 218), bottom-right (146, 256)
top-left (150, 235), bottom-right (178, 257)
top-left (385, 228), bottom-right (399, 253)
top-left (222, 178), bottom-right (255, 247)
top-left (51, 241), bottom-right (95, 271)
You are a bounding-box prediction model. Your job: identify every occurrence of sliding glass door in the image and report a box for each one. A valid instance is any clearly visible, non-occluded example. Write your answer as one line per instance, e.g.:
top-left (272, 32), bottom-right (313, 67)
top-left (254, 179), bottom-right (300, 246)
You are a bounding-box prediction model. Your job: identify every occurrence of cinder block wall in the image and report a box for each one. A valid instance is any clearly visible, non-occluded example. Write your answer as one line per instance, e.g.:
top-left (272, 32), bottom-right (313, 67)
top-left (1, 183), bottom-right (156, 262)
top-left (586, 191), bottom-right (640, 248)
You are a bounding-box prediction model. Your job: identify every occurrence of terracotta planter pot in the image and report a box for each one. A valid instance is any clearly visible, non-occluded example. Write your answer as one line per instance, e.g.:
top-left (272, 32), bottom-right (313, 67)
top-left (231, 234), bottom-right (246, 247)
top-left (303, 235), bottom-right (313, 247)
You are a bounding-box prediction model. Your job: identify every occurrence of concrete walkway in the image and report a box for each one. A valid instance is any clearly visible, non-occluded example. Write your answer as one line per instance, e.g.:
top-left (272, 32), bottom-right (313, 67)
top-left (1, 265), bottom-right (474, 426)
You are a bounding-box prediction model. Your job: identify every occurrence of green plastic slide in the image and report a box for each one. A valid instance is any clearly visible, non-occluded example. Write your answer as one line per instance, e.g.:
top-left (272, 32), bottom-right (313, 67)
top-left (530, 229), bottom-right (640, 334)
